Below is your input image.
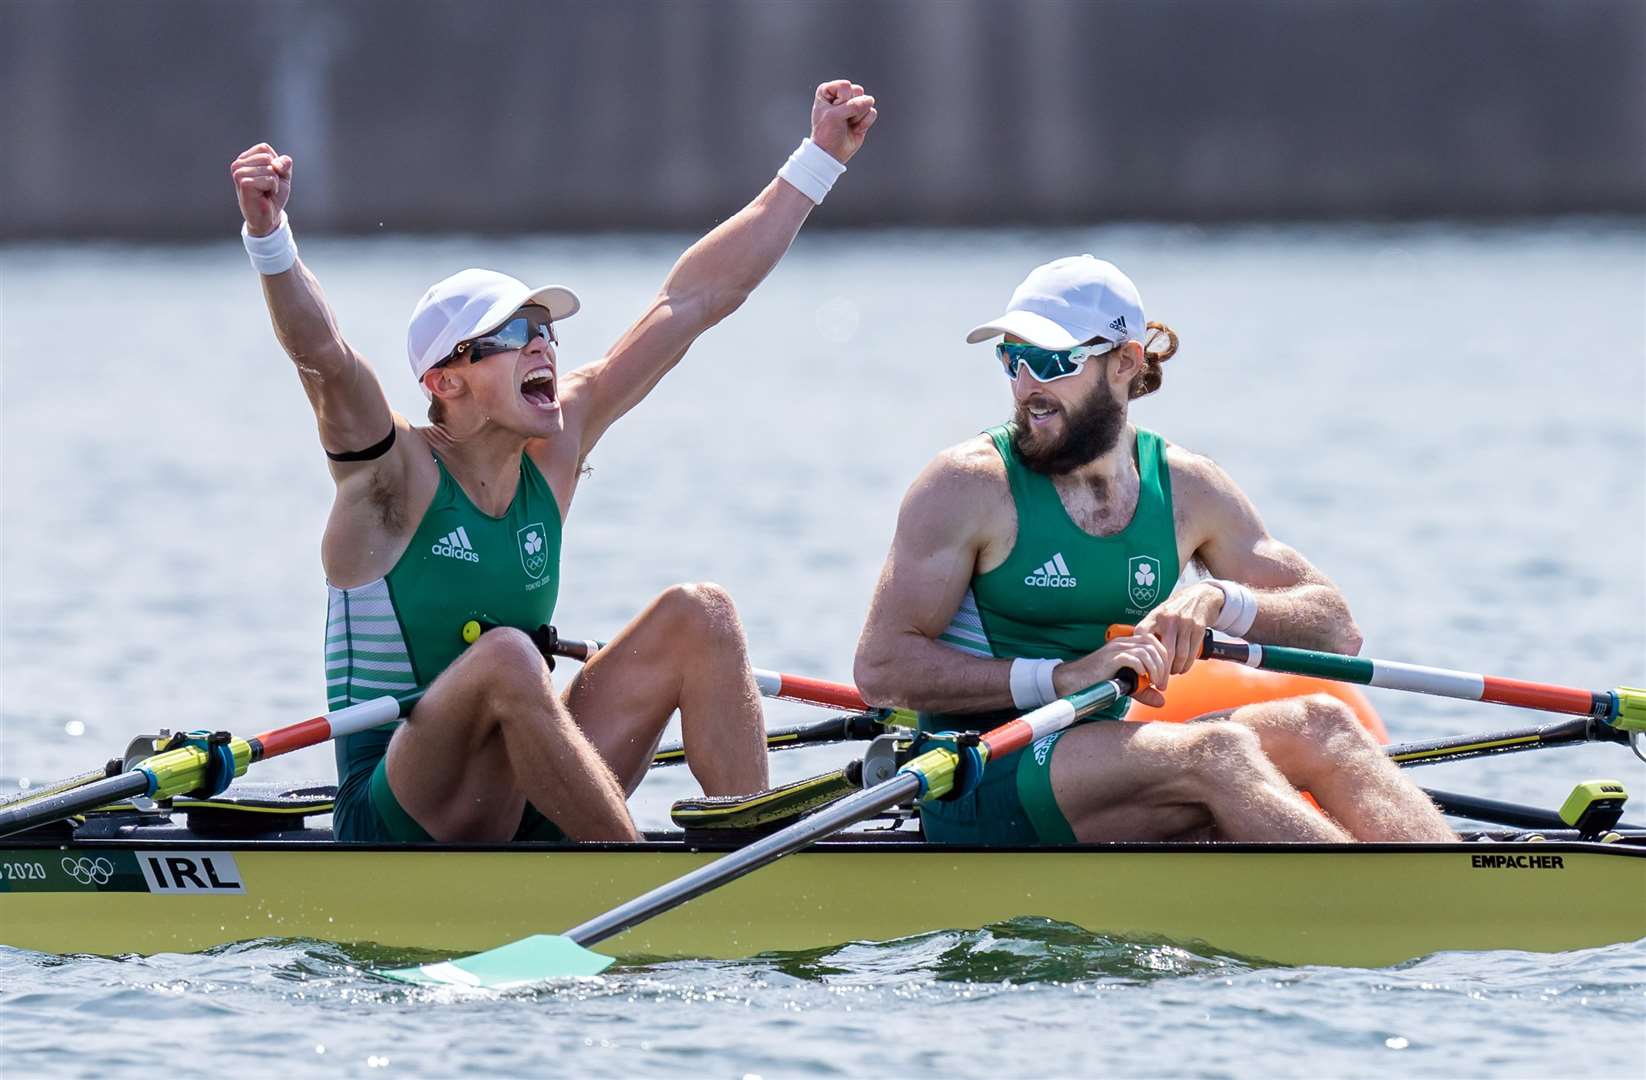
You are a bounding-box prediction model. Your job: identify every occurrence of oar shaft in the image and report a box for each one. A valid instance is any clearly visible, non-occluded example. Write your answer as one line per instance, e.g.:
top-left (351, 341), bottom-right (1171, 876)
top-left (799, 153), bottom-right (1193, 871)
top-left (1423, 788), bottom-right (1643, 831)
top-left (1200, 637), bottom-right (1624, 722)
top-left (565, 671), bottom-right (1136, 950)
top-left (1386, 715), bottom-right (1622, 766)
top-left (652, 709), bottom-right (893, 767)
top-left (481, 622), bottom-right (872, 712)
top-left (568, 771), bottom-right (925, 947)
top-left (0, 694), bottom-right (411, 840)
top-left (0, 772), bottom-right (150, 836)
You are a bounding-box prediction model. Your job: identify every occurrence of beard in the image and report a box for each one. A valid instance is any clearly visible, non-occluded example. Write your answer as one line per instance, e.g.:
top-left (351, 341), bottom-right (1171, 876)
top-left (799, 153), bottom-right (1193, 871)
top-left (1012, 381), bottom-right (1127, 475)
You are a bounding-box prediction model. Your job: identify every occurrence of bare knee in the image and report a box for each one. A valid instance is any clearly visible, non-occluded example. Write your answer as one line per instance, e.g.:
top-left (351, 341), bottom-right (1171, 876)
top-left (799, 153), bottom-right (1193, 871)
top-left (1182, 721), bottom-right (1268, 780)
top-left (1295, 693), bottom-right (1373, 748)
top-left (653, 582), bottom-right (746, 648)
top-left (464, 627), bottom-right (554, 716)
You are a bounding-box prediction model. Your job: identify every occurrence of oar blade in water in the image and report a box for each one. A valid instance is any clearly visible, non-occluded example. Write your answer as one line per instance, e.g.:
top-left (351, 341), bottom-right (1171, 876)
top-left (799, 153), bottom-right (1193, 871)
top-left (382, 934), bottom-right (613, 988)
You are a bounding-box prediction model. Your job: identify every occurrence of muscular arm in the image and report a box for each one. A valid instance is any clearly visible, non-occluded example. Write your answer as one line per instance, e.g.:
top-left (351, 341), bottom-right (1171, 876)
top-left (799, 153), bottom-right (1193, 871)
top-left (232, 144), bottom-right (424, 587)
top-left (559, 80), bottom-right (877, 459)
top-left (232, 144), bottom-right (398, 459)
top-left (1173, 448), bottom-right (1363, 654)
top-left (854, 448), bottom-right (1023, 713)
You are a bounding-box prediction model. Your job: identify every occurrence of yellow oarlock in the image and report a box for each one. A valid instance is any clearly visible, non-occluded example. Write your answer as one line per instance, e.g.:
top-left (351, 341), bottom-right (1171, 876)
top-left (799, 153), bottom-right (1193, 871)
top-left (1614, 686), bottom-right (1646, 732)
top-left (1558, 779), bottom-right (1628, 838)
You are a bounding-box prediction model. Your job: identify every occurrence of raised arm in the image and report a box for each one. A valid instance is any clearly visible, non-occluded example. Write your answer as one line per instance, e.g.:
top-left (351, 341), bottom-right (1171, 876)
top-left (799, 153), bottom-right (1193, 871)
top-left (559, 80), bottom-right (878, 456)
top-left (1138, 447), bottom-right (1363, 670)
top-left (230, 144), bottom-right (396, 460)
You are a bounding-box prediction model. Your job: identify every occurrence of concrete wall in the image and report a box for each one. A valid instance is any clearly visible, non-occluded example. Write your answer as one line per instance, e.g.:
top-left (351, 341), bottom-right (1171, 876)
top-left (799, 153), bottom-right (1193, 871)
top-left (2, 0), bottom-right (1641, 238)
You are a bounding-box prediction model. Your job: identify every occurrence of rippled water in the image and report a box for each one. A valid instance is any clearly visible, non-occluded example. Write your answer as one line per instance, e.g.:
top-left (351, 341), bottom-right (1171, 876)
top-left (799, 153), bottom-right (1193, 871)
top-left (2, 222), bottom-right (1644, 1076)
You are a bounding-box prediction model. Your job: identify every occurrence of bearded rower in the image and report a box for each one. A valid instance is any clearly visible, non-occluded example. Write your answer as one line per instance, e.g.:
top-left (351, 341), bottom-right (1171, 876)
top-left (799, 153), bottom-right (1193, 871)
top-left (854, 255), bottom-right (1456, 844)
top-left (230, 80), bottom-right (878, 844)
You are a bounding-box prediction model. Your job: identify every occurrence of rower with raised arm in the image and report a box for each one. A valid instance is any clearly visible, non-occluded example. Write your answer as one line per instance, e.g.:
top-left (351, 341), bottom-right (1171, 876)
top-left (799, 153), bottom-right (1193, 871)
top-left (853, 256), bottom-right (1456, 844)
top-left (230, 79), bottom-right (878, 844)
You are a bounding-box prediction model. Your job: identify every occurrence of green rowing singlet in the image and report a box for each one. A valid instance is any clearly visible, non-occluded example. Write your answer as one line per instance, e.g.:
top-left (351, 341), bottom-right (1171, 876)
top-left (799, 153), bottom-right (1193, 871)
top-left (920, 424), bottom-right (1180, 845)
top-left (937, 424), bottom-right (1180, 674)
top-left (325, 453), bottom-right (562, 835)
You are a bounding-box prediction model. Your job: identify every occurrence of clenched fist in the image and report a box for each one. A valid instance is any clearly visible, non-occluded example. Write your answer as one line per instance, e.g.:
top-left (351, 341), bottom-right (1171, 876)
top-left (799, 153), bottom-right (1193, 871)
top-left (809, 79), bottom-right (878, 164)
top-left (230, 143), bottom-right (294, 237)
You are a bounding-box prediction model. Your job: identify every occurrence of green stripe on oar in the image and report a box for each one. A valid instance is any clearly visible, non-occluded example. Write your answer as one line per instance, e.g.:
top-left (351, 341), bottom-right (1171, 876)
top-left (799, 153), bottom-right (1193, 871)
top-left (1110, 625), bottom-right (1640, 728)
top-left (381, 667), bottom-right (1147, 988)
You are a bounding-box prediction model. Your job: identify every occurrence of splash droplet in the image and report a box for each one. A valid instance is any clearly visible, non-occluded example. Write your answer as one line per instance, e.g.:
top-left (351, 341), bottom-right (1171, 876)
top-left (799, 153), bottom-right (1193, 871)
top-left (64, 720), bottom-right (86, 737)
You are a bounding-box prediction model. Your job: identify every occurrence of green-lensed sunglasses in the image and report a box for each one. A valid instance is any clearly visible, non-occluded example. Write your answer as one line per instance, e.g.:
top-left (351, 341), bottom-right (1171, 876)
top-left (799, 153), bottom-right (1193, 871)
top-left (996, 340), bottom-right (1121, 382)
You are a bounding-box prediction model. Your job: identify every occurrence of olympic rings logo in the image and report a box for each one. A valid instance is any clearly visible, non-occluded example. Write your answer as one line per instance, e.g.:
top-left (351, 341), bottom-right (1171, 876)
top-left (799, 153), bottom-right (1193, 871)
top-left (61, 856), bottom-right (115, 885)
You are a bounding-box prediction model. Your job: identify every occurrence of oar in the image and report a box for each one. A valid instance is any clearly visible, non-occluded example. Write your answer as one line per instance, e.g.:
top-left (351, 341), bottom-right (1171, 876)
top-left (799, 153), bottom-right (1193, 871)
top-left (1194, 632), bottom-right (1644, 729)
top-left (1108, 624), bottom-right (1645, 731)
top-left (1386, 715), bottom-right (1630, 766)
top-left (462, 621), bottom-right (871, 711)
top-left (0, 764), bottom-right (118, 813)
top-left (0, 694), bottom-right (416, 840)
top-left (649, 708), bottom-right (907, 767)
top-left (382, 667), bottom-right (1149, 987)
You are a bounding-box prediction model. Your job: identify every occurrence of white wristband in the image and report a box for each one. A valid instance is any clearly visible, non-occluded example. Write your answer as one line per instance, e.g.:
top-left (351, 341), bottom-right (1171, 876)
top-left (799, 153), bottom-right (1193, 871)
top-left (1209, 579), bottom-right (1258, 638)
top-left (776, 138), bottom-right (846, 205)
top-left (1010, 657), bottom-right (1064, 710)
top-left (241, 211), bottom-right (298, 275)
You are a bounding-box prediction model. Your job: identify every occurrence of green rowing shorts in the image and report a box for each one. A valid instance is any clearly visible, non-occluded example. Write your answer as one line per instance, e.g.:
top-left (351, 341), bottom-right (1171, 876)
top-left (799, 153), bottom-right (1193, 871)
top-left (917, 729), bottom-right (1078, 846)
top-left (330, 755), bottom-right (566, 844)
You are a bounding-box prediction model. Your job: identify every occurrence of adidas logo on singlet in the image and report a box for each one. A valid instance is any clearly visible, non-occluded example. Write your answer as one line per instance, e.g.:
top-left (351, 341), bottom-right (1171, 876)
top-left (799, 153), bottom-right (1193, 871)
top-left (432, 526), bottom-right (480, 563)
top-left (1024, 552), bottom-right (1077, 588)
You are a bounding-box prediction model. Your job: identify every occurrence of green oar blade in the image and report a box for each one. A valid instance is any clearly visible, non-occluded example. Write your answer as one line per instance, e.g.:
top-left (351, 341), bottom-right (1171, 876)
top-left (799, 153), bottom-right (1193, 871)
top-left (382, 934), bottom-right (613, 988)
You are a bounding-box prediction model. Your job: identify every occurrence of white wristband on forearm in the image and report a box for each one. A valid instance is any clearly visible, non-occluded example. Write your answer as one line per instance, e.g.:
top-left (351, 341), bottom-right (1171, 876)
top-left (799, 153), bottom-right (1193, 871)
top-left (1010, 657), bottom-right (1064, 710)
top-left (777, 138), bottom-right (846, 205)
top-left (241, 211), bottom-right (298, 275)
top-left (1209, 579), bottom-right (1258, 638)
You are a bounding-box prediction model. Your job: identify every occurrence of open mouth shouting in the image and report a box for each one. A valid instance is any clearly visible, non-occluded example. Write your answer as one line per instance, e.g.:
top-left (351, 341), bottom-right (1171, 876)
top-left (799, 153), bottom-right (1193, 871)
top-left (521, 364), bottom-right (558, 410)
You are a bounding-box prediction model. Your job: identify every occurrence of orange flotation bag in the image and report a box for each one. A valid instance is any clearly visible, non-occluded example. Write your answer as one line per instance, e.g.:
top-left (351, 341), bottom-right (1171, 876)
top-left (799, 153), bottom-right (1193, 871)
top-left (1126, 660), bottom-right (1388, 743)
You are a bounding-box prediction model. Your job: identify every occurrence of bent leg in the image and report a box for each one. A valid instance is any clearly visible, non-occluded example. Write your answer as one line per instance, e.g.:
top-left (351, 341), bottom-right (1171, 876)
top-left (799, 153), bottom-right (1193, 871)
top-left (1050, 719), bottom-right (1351, 843)
top-left (385, 628), bottom-right (638, 842)
top-left (1231, 695), bottom-right (1457, 842)
top-left (564, 583), bottom-right (768, 797)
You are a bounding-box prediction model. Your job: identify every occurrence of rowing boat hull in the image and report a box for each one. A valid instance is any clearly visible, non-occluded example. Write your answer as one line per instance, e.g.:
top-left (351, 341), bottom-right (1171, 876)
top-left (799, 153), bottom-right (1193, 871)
top-left (4, 835), bottom-right (1643, 966)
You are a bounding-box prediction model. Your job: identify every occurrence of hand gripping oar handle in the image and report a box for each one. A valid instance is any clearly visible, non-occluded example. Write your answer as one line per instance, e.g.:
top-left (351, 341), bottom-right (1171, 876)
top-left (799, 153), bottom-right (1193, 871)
top-left (1109, 624), bottom-right (1646, 731)
top-left (462, 621), bottom-right (873, 711)
top-left (384, 667), bottom-right (1147, 985)
top-left (0, 694), bottom-right (414, 840)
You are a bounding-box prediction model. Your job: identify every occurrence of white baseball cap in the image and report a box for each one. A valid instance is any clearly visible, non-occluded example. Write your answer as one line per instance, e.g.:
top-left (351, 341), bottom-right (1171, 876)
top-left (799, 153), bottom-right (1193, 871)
top-left (965, 255), bottom-right (1145, 349)
top-left (407, 268), bottom-right (580, 396)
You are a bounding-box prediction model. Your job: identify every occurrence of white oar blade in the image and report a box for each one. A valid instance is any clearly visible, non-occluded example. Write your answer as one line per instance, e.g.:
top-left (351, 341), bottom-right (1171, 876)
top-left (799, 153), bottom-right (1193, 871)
top-left (381, 934), bottom-right (613, 988)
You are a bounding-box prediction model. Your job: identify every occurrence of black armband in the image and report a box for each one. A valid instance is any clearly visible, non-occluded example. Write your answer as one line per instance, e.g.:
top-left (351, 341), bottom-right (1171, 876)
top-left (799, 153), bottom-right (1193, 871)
top-left (325, 427), bottom-right (396, 463)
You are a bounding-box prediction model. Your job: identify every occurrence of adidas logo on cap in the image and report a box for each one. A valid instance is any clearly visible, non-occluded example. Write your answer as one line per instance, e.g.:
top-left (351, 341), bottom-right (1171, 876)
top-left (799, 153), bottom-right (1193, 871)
top-left (1108, 315), bottom-right (1127, 334)
top-left (431, 526), bottom-right (480, 563)
top-left (1024, 552), bottom-right (1077, 588)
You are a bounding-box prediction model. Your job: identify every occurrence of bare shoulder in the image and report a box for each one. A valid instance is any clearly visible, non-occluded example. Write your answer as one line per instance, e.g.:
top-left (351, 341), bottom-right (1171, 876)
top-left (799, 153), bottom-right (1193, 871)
top-left (897, 434), bottom-right (1012, 544)
top-left (912, 434), bottom-right (1006, 501)
top-left (1162, 438), bottom-right (1251, 510)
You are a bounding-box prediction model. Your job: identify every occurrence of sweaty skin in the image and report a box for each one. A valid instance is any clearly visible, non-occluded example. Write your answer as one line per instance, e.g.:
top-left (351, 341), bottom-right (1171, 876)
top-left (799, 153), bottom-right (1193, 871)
top-left (855, 336), bottom-right (1457, 844)
top-left (234, 80), bottom-right (880, 843)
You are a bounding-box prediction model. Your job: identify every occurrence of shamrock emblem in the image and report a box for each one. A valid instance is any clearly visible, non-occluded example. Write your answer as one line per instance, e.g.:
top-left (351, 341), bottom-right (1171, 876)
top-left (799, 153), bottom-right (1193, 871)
top-left (518, 523), bottom-right (549, 579)
top-left (1134, 562), bottom-right (1155, 588)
